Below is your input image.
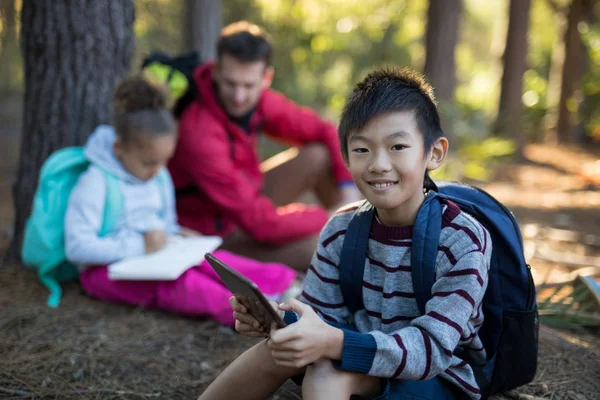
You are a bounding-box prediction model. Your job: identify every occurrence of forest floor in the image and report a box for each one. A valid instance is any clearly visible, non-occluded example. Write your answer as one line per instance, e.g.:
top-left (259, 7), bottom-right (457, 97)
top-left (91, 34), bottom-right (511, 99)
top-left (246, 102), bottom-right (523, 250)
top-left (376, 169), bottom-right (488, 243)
top-left (0, 143), bottom-right (599, 400)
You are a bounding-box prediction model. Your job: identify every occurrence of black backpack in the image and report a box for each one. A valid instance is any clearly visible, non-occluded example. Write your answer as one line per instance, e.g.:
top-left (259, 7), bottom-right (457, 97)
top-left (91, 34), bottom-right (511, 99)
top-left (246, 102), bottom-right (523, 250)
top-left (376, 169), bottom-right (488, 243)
top-left (340, 181), bottom-right (538, 398)
top-left (141, 51), bottom-right (201, 119)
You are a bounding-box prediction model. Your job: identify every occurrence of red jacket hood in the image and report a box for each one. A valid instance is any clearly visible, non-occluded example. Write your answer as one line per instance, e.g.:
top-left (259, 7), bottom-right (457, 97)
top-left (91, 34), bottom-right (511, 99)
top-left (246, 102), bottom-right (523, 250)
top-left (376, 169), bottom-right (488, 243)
top-left (193, 61), bottom-right (229, 125)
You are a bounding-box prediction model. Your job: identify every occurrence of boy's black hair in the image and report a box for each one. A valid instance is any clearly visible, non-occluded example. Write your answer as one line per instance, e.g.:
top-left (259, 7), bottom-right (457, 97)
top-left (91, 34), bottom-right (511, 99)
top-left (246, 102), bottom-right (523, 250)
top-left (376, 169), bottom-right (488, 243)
top-left (338, 67), bottom-right (445, 191)
top-left (113, 75), bottom-right (176, 142)
top-left (217, 21), bottom-right (273, 65)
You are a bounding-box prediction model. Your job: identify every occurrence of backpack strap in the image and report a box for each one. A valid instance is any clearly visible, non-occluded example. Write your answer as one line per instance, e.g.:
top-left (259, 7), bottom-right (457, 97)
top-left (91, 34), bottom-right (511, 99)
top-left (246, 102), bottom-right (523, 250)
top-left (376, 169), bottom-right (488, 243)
top-left (339, 201), bottom-right (375, 315)
top-left (155, 169), bottom-right (170, 218)
top-left (410, 191), bottom-right (443, 315)
top-left (411, 191), bottom-right (492, 396)
top-left (99, 170), bottom-right (124, 237)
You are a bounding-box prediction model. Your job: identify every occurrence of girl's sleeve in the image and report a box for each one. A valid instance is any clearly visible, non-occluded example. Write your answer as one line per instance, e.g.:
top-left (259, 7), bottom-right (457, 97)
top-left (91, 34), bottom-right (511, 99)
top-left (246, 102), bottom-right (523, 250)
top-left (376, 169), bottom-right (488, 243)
top-left (284, 215), bottom-right (353, 326)
top-left (65, 167), bottom-right (146, 265)
top-left (334, 226), bottom-right (492, 383)
top-left (160, 169), bottom-right (181, 236)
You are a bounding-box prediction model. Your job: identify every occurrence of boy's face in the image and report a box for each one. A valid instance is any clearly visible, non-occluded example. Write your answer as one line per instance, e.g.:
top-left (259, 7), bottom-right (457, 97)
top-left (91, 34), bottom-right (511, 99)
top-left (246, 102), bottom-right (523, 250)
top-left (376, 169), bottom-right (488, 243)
top-left (346, 111), bottom-right (446, 226)
top-left (114, 133), bottom-right (177, 182)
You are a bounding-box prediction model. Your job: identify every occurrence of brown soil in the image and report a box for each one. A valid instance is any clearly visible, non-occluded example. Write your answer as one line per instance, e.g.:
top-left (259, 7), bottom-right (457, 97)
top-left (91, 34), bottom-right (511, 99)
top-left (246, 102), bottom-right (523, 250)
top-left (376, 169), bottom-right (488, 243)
top-left (1, 143), bottom-right (599, 400)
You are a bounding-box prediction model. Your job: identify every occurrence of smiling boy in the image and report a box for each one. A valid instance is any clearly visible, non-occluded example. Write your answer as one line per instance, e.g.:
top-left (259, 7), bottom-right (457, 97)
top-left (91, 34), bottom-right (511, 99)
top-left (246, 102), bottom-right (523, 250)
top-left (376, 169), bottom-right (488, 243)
top-left (199, 68), bottom-right (492, 400)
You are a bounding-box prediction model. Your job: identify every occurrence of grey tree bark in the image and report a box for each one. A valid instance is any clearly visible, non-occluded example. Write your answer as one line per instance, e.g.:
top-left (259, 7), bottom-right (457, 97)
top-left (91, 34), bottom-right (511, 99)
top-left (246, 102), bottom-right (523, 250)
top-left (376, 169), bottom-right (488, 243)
top-left (495, 0), bottom-right (531, 157)
top-left (184, 0), bottom-right (222, 61)
top-left (5, 0), bottom-right (135, 265)
top-left (424, 0), bottom-right (462, 144)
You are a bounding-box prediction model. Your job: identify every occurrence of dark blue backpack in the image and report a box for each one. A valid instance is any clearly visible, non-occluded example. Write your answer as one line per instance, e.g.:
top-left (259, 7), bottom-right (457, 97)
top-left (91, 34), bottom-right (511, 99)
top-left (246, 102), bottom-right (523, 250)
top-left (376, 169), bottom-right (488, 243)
top-left (340, 181), bottom-right (538, 399)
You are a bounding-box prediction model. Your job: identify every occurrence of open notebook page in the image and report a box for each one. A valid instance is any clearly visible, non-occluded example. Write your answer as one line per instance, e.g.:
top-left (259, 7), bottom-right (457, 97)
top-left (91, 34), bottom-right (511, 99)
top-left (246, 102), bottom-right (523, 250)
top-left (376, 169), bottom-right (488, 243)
top-left (108, 236), bottom-right (223, 281)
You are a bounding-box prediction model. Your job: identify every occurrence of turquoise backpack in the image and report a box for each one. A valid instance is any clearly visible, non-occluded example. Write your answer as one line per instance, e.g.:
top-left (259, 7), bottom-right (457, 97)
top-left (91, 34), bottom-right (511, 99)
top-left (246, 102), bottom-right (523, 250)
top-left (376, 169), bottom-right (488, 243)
top-left (21, 147), bottom-right (168, 308)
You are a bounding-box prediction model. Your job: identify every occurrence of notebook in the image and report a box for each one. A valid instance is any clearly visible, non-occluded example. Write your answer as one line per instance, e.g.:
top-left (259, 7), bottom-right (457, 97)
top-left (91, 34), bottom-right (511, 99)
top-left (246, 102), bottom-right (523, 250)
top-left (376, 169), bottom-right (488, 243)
top-left (107, 236), bottom-right (223, 281)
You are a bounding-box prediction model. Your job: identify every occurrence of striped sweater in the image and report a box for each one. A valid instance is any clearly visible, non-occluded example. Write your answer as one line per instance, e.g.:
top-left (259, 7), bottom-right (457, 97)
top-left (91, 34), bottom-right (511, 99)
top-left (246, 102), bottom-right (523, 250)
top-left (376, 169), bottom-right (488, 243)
top-left (285, 199), bottom-right (492, 399)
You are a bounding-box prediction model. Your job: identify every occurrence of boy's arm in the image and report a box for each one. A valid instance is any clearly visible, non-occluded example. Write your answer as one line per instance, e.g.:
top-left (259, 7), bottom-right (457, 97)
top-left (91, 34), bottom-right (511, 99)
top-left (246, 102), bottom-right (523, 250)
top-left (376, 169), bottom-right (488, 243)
top-left (333, 231), bottom-right (492, 384)
top-left (261, 90), bottom-right (353, 185)
top-left (65, 168), bottom-right (145, 265)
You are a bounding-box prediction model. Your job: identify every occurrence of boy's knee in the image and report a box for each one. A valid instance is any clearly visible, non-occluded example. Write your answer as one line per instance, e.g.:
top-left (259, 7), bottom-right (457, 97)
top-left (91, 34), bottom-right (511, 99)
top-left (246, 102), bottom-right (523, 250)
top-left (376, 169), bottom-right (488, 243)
top-left (302, 359), bottom-right (341, 390)
top-left (300, 143), bottom-right (331, 170)
top-left (303, 359), bottom-right (382, 399)
top-left (306, 358), bottom-right (337, 376)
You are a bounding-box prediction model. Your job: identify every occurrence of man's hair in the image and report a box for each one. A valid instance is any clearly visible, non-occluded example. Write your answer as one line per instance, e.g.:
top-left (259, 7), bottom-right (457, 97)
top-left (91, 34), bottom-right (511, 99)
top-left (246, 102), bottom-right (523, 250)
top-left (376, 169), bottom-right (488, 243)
top-left (217, 21), bottom-right (273, 65)
top-left (338, 67), bottom-right (444, 161)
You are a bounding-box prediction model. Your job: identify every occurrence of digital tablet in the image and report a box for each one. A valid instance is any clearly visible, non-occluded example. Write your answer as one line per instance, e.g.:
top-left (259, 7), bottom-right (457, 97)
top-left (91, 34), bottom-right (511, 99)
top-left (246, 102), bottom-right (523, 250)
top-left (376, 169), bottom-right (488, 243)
top-left (204, 252), bottom-right (286, 329)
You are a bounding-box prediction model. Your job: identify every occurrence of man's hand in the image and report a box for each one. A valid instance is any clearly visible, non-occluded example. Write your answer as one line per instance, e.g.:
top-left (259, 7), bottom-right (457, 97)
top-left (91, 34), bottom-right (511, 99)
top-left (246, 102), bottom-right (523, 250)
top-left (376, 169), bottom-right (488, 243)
top-left (144, 230), bottom-right (168, 253)
top-left (267, 299), bottom-right (343, 368)
top-left (231, 296), bottom-right (284, 338)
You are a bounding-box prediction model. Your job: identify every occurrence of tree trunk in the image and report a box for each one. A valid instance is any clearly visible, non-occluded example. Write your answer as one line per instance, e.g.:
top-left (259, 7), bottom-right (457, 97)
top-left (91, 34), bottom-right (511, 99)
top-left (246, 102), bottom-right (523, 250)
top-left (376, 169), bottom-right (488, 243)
top-left (4, 0), bottom-right (135, 265)
top-left (556, 0), bottom-right (594, 143)
top-left (424, 0), bottom-right (462, 144)
top-left (495, 0), bottom-right (531, 157)
top-left (184, 0), bottom-right (222, 61)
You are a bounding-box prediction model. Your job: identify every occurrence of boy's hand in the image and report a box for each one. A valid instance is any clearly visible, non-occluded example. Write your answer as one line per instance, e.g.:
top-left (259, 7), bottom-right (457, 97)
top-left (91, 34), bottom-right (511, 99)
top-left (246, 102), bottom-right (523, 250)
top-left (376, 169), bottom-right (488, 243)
top-left (267, 299), bottom-right (343, 368)
top-left (230, 296), bottom-right (284, 338)
top-left (144, 230), bottom-right (168, 253)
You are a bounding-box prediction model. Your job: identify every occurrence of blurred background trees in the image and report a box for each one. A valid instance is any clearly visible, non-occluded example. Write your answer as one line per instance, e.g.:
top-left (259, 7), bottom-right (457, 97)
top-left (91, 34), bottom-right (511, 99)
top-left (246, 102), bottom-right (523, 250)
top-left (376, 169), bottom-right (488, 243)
top-left (101, 0), bottom-right (600, 157)
top-left (2, 0), bottom-right (599, 149)
top-left (1, 0), bottom-right (599, 261)
top-left (424, 0), bottom-right (462, 143)
top-left (496, 0), bottom-right (531, 157)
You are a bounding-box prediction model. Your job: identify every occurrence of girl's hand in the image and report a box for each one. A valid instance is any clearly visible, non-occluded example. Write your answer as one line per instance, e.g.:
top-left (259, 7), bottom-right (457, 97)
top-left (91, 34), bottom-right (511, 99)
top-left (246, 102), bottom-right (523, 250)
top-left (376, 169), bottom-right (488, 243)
top-left (230, 296), bottom-right (283, 338)
top-left (267, 299), bottom-right (343, 368)
top-left (179, 227), bottom-right (202, 237)
top-left (144, 230), bottom-right (168, 253)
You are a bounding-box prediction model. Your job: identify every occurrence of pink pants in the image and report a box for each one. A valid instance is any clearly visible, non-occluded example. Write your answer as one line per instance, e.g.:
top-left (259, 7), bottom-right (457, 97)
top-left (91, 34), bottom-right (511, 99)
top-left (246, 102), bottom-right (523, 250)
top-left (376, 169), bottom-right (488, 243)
top-left (79, 250), bottom-right (296, 326)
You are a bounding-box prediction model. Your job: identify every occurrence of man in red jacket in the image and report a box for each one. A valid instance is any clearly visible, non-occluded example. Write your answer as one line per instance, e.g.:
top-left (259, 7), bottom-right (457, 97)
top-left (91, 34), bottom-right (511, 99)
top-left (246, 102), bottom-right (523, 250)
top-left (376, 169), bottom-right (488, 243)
top-left (168, 21), bottom-right (360, 271)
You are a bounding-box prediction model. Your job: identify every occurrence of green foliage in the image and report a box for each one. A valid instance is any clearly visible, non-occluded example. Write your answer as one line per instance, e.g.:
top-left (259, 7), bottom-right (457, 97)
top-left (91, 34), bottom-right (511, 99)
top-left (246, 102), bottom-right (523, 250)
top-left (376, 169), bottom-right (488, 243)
top-left (455, 0), bottom-right (504, 116)
top-left (434, 101), bottom-right (515, 182)
top-left (581, 20), bottom-right (600, 139)
top-left (226, 0), bottom-right (425, 119)
top-left (432, 136), bottom-right (515, 182)
top-left (134, 0), bottom-right (185, 68)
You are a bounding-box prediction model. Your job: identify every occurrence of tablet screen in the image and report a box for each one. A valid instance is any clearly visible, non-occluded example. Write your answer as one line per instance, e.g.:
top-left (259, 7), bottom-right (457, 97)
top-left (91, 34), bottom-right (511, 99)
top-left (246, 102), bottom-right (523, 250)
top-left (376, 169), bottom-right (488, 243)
top-left (204, 253), bottom-right (286, 329)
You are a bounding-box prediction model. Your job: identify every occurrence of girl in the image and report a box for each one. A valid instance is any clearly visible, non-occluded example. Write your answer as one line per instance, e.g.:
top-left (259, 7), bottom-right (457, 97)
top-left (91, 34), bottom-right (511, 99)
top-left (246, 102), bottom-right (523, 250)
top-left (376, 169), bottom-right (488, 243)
top-left (199, 68), bottom-right (492, 399)
top-left (64, 76), bottom-right (296, 325)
